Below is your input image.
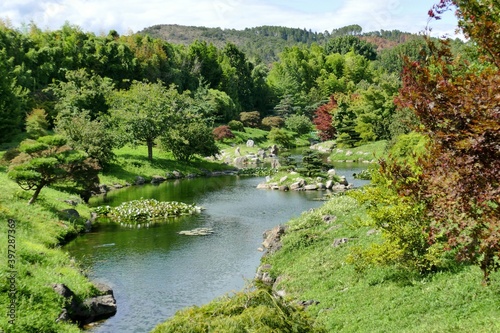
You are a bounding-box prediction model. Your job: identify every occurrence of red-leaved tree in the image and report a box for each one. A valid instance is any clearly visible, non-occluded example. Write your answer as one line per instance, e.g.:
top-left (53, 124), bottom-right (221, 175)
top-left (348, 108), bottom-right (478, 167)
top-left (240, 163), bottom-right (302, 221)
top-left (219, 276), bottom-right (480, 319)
top-left (393, 0), bottom-right (500, 283)
top-left (313, 95), bottom-right (337, 141)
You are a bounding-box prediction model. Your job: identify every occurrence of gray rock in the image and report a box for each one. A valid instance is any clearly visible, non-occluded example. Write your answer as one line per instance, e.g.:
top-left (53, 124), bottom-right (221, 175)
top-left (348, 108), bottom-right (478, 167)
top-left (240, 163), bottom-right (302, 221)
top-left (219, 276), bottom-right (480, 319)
top-left (61, 209), bottom-right (80, 220)
top-left (172, 170), bottom-right (183, 179)
top-left (333, 238), bottom-right (350, 247)
top-left (134, 176), bottom-right (145, 185)
top-left (304, 184), bottom-right (318, 190)
top-left (151, 175), bottom-right (167, 184)
top-left (262, 225), bottom-right (287, 255)
top-left (269, 144), bottom-right (279, 156)
top-left (317, 183), bottom-right (326, 190)
top-left (246, 139), bottom-right (255, 147)
top-left (290, 182), bottom-right (302, 190)
top-left (234, 156), bottom-right (248, 165)
top-left (325, 180), bottom-right (334, 189)
top-left (255, 264), bottom-right (274, 286)
top-left (278, 185), bottom-right (289, 191)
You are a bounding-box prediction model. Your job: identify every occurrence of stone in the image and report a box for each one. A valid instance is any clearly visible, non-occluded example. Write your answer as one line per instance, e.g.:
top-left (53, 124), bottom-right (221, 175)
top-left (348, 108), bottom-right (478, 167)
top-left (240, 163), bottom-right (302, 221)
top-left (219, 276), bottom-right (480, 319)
top-left (99, 184), bottom-right (109, 193)
top-left (61, 209), bottom-right (80, 220)
top-left (234, 156), bottom-right (248, 165)
top-left (325, 180), bottom-right (334, 189)
top-left (279, 176), bottom-right (288, 184)
top-left (134, 176), bottom-right (145, 185)
top-left (257, 149), bottom-right (266, 159)
top-left (172, 170), bottom-right (183, 179)
top-left (271, 158), bottom-right (280, 169)
top-left (278, 185), bottom-right (289, 191)
top-left (235, 146), bottom-right (241, 156)
top-left (333, 238), bottom-right (350, 247)
top-left (317, 183), bottom-right (326, 190)
top-left (304, 184), bottom-right (318, 190)
top-left (290, 182), bottom-right (302, 190)
top-left (255, 264), bottom-right (274, 286)
top-left (322, 215), bottom-right (337, 224)
top-left (246, 139), bottom-right (255, 147)
top-left (339, 176), bottom-right (349, 186)
top-left (269, 144), bottom-right (279, 156)
top-left (262, 225), bottom-right (287, 255)
top-left (327, 169), bottom-right (336, 177)
top-left (151, 175), bottom-right (167, 184)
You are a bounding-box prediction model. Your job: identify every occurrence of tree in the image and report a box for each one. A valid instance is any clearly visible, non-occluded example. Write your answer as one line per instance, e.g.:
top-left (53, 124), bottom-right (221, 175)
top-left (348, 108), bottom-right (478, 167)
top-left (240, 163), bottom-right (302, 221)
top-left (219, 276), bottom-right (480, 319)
top-left (26, 108), bottom-right (49, 139)
top-left (162, 120), bottom-right (219, 161)
top-left (390, 0), bottom-right (500, 283)
top-left (285, 114), bottom-right (312, 135)
top-left (297, 149), bottom-right (328, 177)
top-left (8, 135), bottom-right (100, 204)
top-left (325, 35), bottom-right (377, 61)
top-left (267, 128), bottom-right (291, 148)
top-left (312, 96), bottom-right (336, 141)
top-left (55, 111), bottom-right (117, 168)
top-left (261, 116), bottom-right (284, 130)
top-left (110, 81), bottom-right (182, 161)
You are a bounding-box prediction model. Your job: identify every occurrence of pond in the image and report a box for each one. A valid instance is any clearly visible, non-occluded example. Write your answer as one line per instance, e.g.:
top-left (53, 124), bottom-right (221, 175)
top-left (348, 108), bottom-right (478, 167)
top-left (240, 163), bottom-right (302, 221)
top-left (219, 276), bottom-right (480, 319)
top-left (65, 164), bottom-right (370, 333)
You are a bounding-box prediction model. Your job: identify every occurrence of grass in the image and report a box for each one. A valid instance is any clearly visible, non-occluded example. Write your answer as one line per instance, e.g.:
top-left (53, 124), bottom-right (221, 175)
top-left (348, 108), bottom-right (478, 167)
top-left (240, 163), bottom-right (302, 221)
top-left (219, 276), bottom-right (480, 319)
top-left (0, 171), bottom-right (99, 332)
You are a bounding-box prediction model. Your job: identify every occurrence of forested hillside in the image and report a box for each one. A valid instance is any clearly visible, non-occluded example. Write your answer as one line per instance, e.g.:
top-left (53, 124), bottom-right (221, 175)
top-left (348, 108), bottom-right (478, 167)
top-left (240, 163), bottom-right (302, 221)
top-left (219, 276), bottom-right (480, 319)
top-left (138, 24), bottom-right (418, 63)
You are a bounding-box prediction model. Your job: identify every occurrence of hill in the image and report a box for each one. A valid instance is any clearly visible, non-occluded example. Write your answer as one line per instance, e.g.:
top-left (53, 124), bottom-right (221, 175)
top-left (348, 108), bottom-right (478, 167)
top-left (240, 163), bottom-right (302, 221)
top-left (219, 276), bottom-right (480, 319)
top-left (138, 24), bottom-right (417, 63)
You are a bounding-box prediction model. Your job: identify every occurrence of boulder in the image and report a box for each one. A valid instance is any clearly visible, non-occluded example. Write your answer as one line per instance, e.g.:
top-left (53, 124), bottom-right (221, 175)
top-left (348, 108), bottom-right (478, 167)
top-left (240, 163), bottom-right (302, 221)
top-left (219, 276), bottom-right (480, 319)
top-left (304, 184), bottom-right (318, 191)
top-left (269, 144), bottom-right (279, 156)
top-left (172, 170), bottom-right (184, 179)
top-left (61, 209), bottom-right (80, 220)
top-left (246, 139), bottom-right (255, 147)
top-left (255, 264), bottom-right (274, 286)
top-left (234, 156), bottom-right (248, 165)
top-left (257, 149), bottom-right (267, 159)
top-left (317, 183), bottom-right (326, 190)
top-left (134, 176), bottom-right (145, 185)
top-left (151, 175), bottom-right (167, 184)
top-left (327, 169), bottom-right (336, 177)
top-left (325, 180), bottom-right (334, 189)
top-left (333, 238), bottom-right (350, 247)
top-left (262, 225), bottom-right (287, 255)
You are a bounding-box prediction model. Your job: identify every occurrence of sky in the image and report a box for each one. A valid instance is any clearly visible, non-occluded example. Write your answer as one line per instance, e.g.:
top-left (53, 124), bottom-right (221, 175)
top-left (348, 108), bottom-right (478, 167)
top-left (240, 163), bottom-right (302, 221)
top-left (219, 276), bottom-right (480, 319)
top-left (1, 0), bottom-right (461, 38)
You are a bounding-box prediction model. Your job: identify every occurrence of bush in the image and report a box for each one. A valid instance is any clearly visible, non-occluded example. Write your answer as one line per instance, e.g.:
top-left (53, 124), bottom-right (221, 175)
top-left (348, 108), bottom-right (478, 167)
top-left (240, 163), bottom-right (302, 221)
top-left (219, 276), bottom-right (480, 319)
top-left (212, 125), bottom-right (235, 141)
top-left (25, 108), bottom-right (49, 139)
top-left (261, 116), bottom-right (284, 130)
top-left (240, 111), bottom-right (260, 128)
top-left (228, 120), bottom-right (245, 132)
top-left (267, 128), bottom-right (291, 147)
top-left (285, 114), bottom-right (312, 135)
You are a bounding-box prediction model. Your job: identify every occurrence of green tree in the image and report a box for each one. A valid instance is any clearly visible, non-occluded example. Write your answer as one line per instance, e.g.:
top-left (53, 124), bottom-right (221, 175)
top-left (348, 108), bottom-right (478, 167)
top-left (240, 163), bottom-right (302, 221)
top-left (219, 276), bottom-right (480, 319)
top-left (8, 135), bottom-right (100, 204)
top-left (55, 111), bottom-right (117, 168)
top-left (267, 127), bottom-right (291, 148)
top-left (325, 35), bottom-right (377, 60)
top-left (297, 149), bottom-right (328, 177)
top-left (110, 81), bottom-right (182, 161)
top-left (162, 120), bottom-right (219, 161)
top-left (25, 108), bottom-right (49, 139)
top-left (285, 114), bottom-right (313, 135)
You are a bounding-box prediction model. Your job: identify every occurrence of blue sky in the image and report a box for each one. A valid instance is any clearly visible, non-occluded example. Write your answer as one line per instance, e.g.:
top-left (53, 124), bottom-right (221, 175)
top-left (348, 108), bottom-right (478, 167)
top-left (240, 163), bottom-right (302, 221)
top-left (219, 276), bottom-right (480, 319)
top-left (1, 0), bottom-right (460, 38)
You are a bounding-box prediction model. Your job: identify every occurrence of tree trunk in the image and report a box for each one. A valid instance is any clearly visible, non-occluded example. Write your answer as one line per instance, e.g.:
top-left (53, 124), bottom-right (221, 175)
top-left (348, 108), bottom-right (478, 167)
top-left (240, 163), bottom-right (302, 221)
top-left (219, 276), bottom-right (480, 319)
top-left (147, 140), bottom-right (153, 162)
top-left (28, 185), bottom-right (44, 205)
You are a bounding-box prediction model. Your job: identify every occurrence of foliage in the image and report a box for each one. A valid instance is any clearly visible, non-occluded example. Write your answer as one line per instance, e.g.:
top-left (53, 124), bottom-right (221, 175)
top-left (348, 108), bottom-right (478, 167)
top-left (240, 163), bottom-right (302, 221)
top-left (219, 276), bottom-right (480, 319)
top-left (325, 35), bottom-right (377, 60)
top-left (162, 120), bottom-right (219, 161)
top-left (261, 116), bottom-right (284, 130)
top-left (239, 111), bottom-right (261, 128)
top-left (7, 135), bottom-right (100, 204)
top-left (285, 114), bottom-right (313, 135)
top-left (212, 125), bottom-right (235, 142)
top-left (227, 120), bottom-right (245, 132)
top-left (55, 111), bottom-right (117, 168)
top-left (25, 108), bottom-right (49, 139)
top-left (267, 128), bottom-right (292, 148)
top-left (110, 81), bottom-right (183, 161)
top-left (313, 96), bottom-right (336, 141)
top-left (0, 49), bottom-right (28, 143)
top-left (95, 199), bottom-right (201, 225)
top-left (151, 287), bottom-right (325, 333)
top-left (297, 149), bottom-right (329, 177)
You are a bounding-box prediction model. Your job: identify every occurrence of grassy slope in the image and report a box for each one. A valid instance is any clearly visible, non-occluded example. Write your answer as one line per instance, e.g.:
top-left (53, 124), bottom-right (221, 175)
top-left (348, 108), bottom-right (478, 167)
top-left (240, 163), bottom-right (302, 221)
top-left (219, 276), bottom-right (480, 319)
top-left (328, 140), bottom-right (388, 162)
top-left (0, 167), bottom-right (97, 332)
top-left (264, 195), bottom-right (500, 332)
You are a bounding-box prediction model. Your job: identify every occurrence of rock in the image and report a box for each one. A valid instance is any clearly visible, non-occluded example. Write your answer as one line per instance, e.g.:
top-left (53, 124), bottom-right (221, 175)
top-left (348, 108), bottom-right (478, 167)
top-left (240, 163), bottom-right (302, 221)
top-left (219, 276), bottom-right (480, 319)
top-left (64, 199), bottom-right (78, 206)
top-left (278, 185), bottom-right (289, 191)
top-left (172, 170), bottom-right (183, 179)
top-left (151, 175), bottom-right (167, 184)
top-left (61, 209), bottom-right (80, 220)
top-left (257, 183), bottom-right (271, 189)
top-left (235, 146), bottom-right (241, 156)
top-left (325, 180), bottom-right (334, 189)
top-left (322, 215), bottom-right (337, 224)
top-left (234, 156), bottom-right (248, 165)
top-left (290, 182), bottom-right (302, 190)
top-left (327, 169), bottom-right (336, 177)
top-left (255, 264), bottom-right (274, 286)
top-left (257, 149), bottom-right (267, 159)
top-left (279, 176), bottom-right (288, 184)
top-left (304, 184), bottom-right (318, 190)
top-left (99, 184), bottom-right (109, 193)
top-left (333, 238), bottom-right (350, 247)
top-left (269, 144), bottom-right (279, 156)
top-left (297, 300), bottom-right (320, 308)
top-left (339, 176), bottom-right (349, 186)
top-left (367, 229), bottom-right (378, 236)
top-left (134, 176), bottom-right (145, 185)
top-left (246, 139), bottom-right (255, 147)
top-left (271, 158), bottom-right (280, 169)
top-left (94, 282), bottom-right (114, 296)
top-left (262, 225), bottom-right (287, 255)
top-left (51, 283), bottom-right (117, 325)
top-left (317, 183), bottom-right (326, 190)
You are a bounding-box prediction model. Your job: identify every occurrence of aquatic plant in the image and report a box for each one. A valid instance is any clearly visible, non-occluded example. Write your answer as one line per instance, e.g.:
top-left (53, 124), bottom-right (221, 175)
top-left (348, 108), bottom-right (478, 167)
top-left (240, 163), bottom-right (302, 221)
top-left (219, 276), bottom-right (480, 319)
top-left (94, 199), bottom-right (201, 225)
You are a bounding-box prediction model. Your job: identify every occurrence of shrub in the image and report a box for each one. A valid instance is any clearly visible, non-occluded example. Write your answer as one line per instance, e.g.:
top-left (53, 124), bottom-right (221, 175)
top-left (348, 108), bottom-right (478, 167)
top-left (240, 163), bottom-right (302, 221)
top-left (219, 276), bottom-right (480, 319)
top-left (285, 114), bottom-right (313, 135)
top-left (261, 116), bottom-right (284, 130)
top-left (212, 125), bottom-right (235, 141)
top-left (267, 128), bottom-right (291, 147)
top-left (240, 111), bottom-right (260, 128)
top-left (26, 108), bottom-right (49, 139)
top-left (228, 120), bottom-right (245, 132)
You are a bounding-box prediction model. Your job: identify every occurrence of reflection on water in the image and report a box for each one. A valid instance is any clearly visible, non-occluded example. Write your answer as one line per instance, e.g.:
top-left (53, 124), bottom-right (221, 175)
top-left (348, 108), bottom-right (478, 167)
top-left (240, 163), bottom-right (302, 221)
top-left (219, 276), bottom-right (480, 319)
top-left (66, 164), bottom-right (369, 333)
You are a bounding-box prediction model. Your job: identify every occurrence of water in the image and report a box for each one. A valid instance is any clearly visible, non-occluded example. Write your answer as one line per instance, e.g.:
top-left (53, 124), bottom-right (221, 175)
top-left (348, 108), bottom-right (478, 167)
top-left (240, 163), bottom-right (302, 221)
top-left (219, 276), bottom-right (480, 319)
top-left (65, 165), bottom-right (369, 333)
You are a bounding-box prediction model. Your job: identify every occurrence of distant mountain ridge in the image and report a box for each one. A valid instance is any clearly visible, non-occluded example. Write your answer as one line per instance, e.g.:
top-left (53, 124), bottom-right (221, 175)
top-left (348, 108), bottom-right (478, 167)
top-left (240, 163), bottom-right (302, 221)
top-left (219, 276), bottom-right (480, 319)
top-left (138, 24), bottom-right (417, 63)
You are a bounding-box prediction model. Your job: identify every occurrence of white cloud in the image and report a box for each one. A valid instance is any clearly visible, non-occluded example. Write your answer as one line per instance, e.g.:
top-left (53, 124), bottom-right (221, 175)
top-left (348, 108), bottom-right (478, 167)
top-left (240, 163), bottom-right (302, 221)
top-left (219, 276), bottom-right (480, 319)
top-left (0, 0), bottom-right (459, 38)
